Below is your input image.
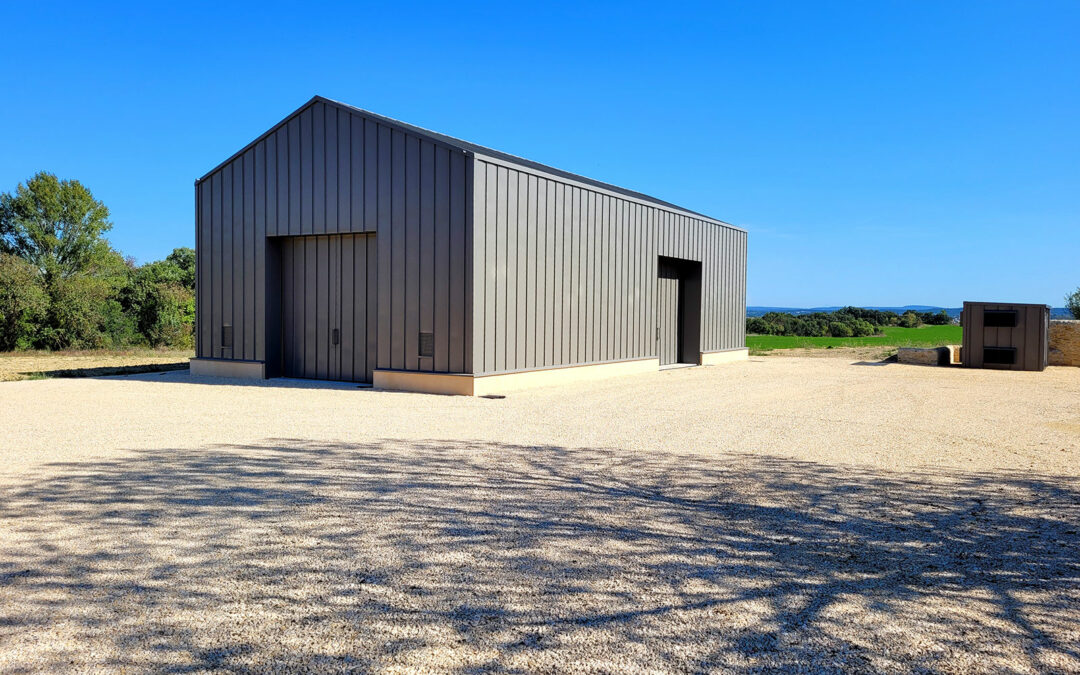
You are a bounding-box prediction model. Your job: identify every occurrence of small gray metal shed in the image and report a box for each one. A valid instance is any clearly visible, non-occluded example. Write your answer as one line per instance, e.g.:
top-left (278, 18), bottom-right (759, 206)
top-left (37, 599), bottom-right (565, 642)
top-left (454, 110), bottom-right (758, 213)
top-left (961, 301), bottom-right (1050, 371)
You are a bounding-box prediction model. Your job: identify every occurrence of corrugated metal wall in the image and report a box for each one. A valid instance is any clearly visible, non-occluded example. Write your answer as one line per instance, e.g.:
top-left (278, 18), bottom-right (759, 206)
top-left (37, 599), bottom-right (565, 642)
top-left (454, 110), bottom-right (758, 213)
top-left (196, 99), bottom-right (471, 377)
top-left (469, 155), bottom-right (747, 376)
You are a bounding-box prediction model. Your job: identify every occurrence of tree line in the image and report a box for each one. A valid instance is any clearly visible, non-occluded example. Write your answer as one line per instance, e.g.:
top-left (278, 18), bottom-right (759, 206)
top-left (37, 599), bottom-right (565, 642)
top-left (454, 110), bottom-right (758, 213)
top-left (1067, 288), bottom-right (1080, 319)
top-left (0, 172), bottom-right (194, 351)
top-left (747, 306), bottom-right (952, 338)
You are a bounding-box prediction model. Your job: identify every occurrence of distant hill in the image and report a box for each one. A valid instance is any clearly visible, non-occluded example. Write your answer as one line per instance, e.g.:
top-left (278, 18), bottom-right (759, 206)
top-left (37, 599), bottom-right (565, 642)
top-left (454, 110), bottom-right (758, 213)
top-left (747, 305), bottom-right (1072, 319)
top-left (747, 305), bottom-right (962, 318)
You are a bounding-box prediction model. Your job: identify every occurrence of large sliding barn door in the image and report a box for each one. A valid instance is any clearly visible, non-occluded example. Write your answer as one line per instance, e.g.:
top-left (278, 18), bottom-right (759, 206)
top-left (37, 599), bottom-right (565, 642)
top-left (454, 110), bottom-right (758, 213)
top-left (657, 258), bottom-right (681, 366)
top-left (280, 234), bottom-right (375, 383)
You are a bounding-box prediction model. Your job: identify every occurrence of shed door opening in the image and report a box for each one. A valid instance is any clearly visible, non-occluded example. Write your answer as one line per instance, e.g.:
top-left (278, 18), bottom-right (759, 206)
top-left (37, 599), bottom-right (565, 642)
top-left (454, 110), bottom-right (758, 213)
top-left (279, 234), bottom-right (374, 383)
top-left (657, 257), bottom-right (702, 366)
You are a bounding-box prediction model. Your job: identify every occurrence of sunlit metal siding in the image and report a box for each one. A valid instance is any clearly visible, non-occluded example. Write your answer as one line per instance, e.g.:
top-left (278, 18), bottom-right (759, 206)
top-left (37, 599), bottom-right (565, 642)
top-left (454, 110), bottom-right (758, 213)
top-left (469, 155), bottom-right (747, 375)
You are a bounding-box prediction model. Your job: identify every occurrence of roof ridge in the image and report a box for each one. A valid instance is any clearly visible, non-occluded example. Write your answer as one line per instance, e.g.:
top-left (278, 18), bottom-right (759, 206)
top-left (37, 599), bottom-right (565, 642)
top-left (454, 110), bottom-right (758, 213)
top-left (198, 95), bottom-right (743, 231)
top-left (320, 97), bottom-right (736, 228)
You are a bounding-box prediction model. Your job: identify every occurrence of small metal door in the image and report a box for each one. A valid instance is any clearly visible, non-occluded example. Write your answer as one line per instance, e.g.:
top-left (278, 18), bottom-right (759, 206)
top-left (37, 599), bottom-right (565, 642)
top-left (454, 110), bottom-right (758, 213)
top-left (280, 234), bottom-right (373, 382)
top-left (657, 258), bottom-right (680, 366)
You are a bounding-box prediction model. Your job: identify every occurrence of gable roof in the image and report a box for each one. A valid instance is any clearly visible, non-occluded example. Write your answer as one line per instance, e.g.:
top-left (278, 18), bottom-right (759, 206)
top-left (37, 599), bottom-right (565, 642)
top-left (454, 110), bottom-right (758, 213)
top-left (198, 95), bottom-right (742, 231)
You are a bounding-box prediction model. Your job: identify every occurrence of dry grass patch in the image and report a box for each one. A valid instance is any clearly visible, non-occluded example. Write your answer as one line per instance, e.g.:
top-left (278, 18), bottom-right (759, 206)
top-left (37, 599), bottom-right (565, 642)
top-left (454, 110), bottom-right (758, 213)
top-left (750, 345), bottom-right (899, 362)
top-left (0, 348), bottom-right (192, 381)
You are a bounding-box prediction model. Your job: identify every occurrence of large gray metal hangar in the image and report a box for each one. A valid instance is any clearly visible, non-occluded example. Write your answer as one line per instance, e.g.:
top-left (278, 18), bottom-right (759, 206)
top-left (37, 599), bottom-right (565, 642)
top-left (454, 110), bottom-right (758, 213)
top-left (191, 96), bottom-right (748, 394)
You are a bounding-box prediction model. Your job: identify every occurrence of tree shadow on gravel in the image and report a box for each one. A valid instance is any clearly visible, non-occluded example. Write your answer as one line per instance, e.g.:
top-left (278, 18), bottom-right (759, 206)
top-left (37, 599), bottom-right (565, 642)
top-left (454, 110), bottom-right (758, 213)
top-left (0, 439), bottom-right (1077, 673)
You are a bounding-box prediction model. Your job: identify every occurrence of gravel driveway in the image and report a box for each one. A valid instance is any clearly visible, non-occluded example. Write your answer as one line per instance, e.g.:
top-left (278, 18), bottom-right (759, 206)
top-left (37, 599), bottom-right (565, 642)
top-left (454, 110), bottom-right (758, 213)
top-left (1, 358), bottom-right (1078, 673)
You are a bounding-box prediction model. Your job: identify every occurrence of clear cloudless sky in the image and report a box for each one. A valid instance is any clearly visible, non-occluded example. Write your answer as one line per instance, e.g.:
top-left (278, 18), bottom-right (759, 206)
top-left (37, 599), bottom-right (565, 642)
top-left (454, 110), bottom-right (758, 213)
top-left (1, 1), bottom-right (1077, 307)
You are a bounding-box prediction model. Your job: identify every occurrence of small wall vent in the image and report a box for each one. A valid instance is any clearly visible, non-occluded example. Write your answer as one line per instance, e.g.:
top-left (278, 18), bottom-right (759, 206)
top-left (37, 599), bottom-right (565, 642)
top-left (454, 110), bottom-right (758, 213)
top-left (983, 346), bottom-right (1016, 365)
top-left (418, 332), bottom-right (435, 358)
top-left (984, 309), bottom-right (1018, 328)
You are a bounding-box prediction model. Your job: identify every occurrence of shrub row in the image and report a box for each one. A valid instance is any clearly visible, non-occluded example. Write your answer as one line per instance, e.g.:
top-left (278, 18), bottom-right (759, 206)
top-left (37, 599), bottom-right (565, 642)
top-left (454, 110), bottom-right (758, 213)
top-left (746, 307), bottom-right (951, 338)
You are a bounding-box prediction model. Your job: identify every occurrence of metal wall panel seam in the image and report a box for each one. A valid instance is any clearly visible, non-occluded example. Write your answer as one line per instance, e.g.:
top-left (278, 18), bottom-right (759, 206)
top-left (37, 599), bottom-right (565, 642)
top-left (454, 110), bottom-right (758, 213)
top-left (244, 150), bottom-right (255, 360)
top-left (390, 129), bottom-right (406, 370)
top-left (313, 104), bottom-right (325, 235)
top-left (434, 146), bottom-right (450, 372)
top-left (325, 106), bottom-right (338, 233)
top-left (483, 163), bottom-right (496, 373)
top-left (376, 124), bottom-right (391, 369)
top-left (299, 107), bottom-right (312, 235)
top-left (449, 151), bottom-right (466, 372)
top-left (470, 151), bottom-right (743, 232)
top-left (222, 168), bottom-right (234, 359)
top-left (464, 154), bottom-right (476, 374)
top-left (337, 108), bottom-right (349, 233)
top-left (506, 169), bottom-right (518, 370)
top-left (405, 135), bottom-right (420, 370)
top-left (420, 142), bottom-right (434, 350)
top-left (254, 143), bottom-right (265, 362)
top-left (195, 183), bottom-right (202, 357)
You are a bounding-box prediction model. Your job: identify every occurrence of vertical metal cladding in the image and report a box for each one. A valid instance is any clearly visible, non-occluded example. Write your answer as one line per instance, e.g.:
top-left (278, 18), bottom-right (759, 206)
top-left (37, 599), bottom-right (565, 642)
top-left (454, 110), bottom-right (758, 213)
top-left (198, 97), bottom-right (747, 383)
top-left (279, 233), bottom-right (374, 382)
top-left (961, 301), bottom-right (1050, 371)
top-left (195, 100), bottom-right (470, 377)
top-left (469, 157), bottom-right (747, 376)
top-left (657, 259), bottom-right (679, 366)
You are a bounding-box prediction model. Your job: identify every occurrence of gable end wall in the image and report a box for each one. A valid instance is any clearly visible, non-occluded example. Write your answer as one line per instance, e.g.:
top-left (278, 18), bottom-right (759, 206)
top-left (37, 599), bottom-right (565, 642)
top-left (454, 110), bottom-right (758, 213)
top-left (196, 99), bottom-right (472, 376)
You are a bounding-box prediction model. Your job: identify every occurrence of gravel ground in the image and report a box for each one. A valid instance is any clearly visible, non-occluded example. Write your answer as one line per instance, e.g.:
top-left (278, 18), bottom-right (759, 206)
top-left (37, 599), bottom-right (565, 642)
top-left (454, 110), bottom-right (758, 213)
top-left (0, 357), bottom-right (1078, 673)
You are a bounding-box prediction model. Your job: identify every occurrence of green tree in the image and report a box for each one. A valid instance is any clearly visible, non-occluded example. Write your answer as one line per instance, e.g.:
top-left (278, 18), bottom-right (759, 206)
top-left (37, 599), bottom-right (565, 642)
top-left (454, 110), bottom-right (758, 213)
top-left (746, 317), bottom-right (770, 334)
top-left (0, 253), bottom-right (47, 350)
top-left (0, 172), bottom-right (113, 283)
top-left (122, 255), bottom-right (195, 347)
top-left (850, 319), bottom-right (876, 337)
top-left (0, 173), bottom-right (134, 349)
top-left (144, 282), bottom-right (194, 348)
top-left (828, 321), bottom-right (854, 338)
top-left (917, 309), bottom-right (951, 325)
top-left (899, 310), bottom-right (920, 328)
top-left (37, 247), bottom-right (133, 349)
top-left (1066, 288), bottom-right (1080, 320)
top-left (165, 247), bottom-right (195, 290)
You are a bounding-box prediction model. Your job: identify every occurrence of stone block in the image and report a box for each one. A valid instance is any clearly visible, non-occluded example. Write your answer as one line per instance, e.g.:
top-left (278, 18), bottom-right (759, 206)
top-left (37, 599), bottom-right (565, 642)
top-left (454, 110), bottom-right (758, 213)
top-left (1049, 320), bottom-right (1080, 367)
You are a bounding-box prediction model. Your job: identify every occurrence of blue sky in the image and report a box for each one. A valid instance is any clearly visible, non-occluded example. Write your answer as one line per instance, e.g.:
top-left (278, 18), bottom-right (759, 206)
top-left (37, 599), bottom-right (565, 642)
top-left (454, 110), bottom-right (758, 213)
top-left (1, 1), bottom-right (1076, 307)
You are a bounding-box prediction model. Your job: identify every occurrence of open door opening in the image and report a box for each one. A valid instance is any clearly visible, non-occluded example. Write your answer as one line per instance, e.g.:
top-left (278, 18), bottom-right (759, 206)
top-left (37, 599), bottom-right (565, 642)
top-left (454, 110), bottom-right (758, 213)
top-left (657, 256), bottom-right (702, 367)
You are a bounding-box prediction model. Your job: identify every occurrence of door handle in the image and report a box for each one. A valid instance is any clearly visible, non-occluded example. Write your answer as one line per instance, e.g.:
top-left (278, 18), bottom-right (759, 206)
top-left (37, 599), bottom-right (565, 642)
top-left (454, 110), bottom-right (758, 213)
top-left (332, 328), bottom-right (340, 346)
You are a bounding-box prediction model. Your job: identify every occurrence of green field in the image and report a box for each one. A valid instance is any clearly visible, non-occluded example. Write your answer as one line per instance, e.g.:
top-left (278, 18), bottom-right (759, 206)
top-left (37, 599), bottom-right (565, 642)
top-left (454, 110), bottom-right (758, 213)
top-left (746, 325), bottom-right (962, 352)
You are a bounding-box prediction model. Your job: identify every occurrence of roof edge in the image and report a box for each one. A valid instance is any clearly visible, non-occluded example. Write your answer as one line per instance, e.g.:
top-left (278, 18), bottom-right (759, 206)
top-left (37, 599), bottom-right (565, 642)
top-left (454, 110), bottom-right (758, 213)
top-left (196, 95), bottom-right (321, 184)
top-left (324, 97), bottom-right (741, 229)
top-left (195, 96), bottom-right (746, 233)
top-left (962, 301), bottom-right (1052, 308)
top-left (471, 151), bottom-right (745, 232)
